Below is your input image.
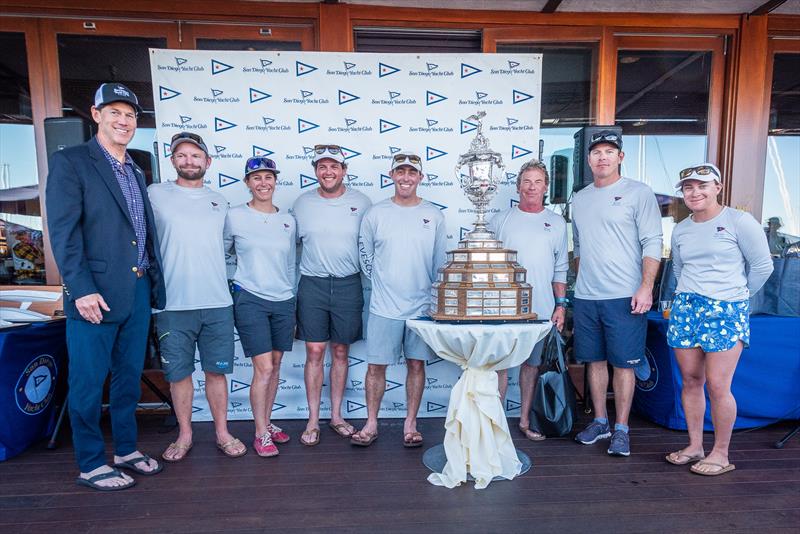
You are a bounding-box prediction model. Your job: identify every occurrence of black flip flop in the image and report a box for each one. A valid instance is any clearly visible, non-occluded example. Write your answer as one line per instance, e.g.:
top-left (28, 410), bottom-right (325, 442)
top-left (114, 454), bottom-right (164, 476)
top-left (75, 468), bottom-right (136, 491)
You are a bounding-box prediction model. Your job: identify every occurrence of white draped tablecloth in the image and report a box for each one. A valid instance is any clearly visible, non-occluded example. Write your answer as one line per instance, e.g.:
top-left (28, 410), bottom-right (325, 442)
top-left (406, 319), bottom-right (552, 489)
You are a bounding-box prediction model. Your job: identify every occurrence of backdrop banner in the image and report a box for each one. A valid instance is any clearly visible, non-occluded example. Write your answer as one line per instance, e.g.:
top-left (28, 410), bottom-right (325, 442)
top-left (149, 49), bottom-right (542, 421)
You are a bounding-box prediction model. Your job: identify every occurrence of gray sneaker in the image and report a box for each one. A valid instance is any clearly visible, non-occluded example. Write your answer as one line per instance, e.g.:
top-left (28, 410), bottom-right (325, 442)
top-left (607, 429), bottom-right (631, 456)
top-left (575, 420), bottom-right (611, 445)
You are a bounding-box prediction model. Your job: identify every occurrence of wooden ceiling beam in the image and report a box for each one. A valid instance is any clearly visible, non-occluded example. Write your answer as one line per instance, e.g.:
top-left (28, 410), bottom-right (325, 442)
top-left (541, 0), bottom-right (564, 13)
top-left (750, 0), bottom-right (788, 16)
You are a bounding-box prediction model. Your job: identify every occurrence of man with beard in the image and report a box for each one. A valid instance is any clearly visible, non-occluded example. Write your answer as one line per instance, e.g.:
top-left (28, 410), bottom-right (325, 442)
top-left (46, 83), bottom-right (165, 490)
top-left (149, 132), bottom-right (246, 461)
top-left (291, 145), bottom-right (371, 446)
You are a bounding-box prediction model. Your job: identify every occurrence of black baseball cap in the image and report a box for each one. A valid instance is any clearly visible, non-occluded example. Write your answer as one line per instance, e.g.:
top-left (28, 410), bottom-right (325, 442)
top-left (93, 82), bottom-right (143, 114)
top-left (170, 131), bottom-right (209, 156)
top-left (588, 130), bottom-right (622, 152)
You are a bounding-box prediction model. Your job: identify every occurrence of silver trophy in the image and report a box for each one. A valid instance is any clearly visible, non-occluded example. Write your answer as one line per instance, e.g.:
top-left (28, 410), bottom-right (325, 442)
top-left (454, 111), bottom-right (505, 241)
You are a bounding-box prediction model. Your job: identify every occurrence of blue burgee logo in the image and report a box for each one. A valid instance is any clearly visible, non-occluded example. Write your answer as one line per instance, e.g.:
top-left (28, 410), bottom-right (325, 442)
top-left (219, 173), bottom-right (240, 188)
top-left (426, 146), bottom-right (448, 160)
top-left (380, 174), bottom-right (393, 188)
top-left (427, 174), bottom-right (439, 182)
top-left (211, 59), bottom-right (234, 75)
top-left (301, 89), bottom-right (313, 98)
top-left (175, 57), bottom-right (187, 66)
top-left (215, 117), bottom-right (237, 132)
top-left (191, 406), bottom-right (203, 414)
top-left (211, 88), bottom-right (223, 97)
top-left (262, 117), bottom-right (275, 126)
top-left (348, 356), bottom-right (365, 368)
top-left (180, 115), bottom-right (192, 124)
top-left (272, 403), bottom-right (286, 412)
top-left (347, 400), bottom-right (366, 413)
top-left (159, 86), bottom-right (181, 101)
top-left (427, 118), bottom-right (438, 127)
top-left (388, 91), bottom-right (401, 100)
top-left (426, 90), bottom-right (447, 106)
top-left (344, 61), bottom-right (356, 70)
top-left (351, 379), bottom-right (362, 387)
top-left (297, 118), bottom-right (319, 133)
top-left (338, 89), bottom-right (360, 104)
top-left (389, 146), bottom-right (401, 154)
top-left (260, 59), bottom-right (272, 67)
top-left (385, 380), bottom-right (402, 392)
top-left (249, 88), bottom-right (271, 103)
top-left (460, 119), bottom-right (478, 134)
top-left (393, 402), bottom-right (405, 409)
top-left (507, 117), bottom-right (519, 126)
top-left (340, 146), bottom-right (361, 160)
top-left (15, 354), bottom-right (57, 415)
top-left (511, 144), bottom-right (532, 159)
top-left (427, 377), bottom-right (438, 385)
top-left (508, 60), bottom-right (520, 69)
top-left (513, 89), bottom-right (534, 104)
top-left (430, 201), bottom-right (448, 211)
top-left (300, 174), bottom-right (318, 188)
top-left (162, 143), bottom-right (171, 158)
top-left (476, 91), bottom-right (488, 100)
top-left (379, 119), bottom-right (401, 133)
top-left (230, 379), bottom-right (250, 393)
top-left (461, 63), bottom-right (482, 78)
top-left (378, 62), bottom-right (401, 77)
top-left (426, 401), bottom-right (447, 412)
top-left (231, 401), bottom-right (242, 409)
top-left (214, 145), bottom-right (226, 154)
top-left (427, 62), bottom-right (438, 71)
top-left (459, 227), bottom-right (471, 240)
top-left (345, 118), bottom-right (357, 127)
top-left (506, 172), bottom-right (517, 181)
top-left (252, 145), bottom-right (274, 157)
top-left (296, 60), bottom-right (318, 76)
top-left (427, 355), bottom-right (444, 365)
top-left (510, 198), bottom-right (520, 208)
top-left (506, 399), bottom-right (521, 411)
top-left (303, 146), bottom-right (315, 155)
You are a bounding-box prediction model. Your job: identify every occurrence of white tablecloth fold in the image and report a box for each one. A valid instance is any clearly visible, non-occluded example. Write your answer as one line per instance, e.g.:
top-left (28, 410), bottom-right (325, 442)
top-left (406, 319), bottom-right (552, 489)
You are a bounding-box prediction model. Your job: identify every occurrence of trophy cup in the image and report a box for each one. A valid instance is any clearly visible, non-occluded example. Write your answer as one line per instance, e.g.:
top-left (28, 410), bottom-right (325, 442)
top-left (430, 112), bottom-right (536, 321)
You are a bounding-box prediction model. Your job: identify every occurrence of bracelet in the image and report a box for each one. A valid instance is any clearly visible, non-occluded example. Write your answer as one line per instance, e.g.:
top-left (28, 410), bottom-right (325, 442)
top-left (555, 297), bottom-right (568, 308)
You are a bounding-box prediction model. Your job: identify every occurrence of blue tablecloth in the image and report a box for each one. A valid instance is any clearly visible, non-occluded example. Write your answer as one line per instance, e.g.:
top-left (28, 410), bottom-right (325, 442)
top-left (633, 312), bottom-right (800, 430)
top-left (0, 320), bottom-right (67, 461)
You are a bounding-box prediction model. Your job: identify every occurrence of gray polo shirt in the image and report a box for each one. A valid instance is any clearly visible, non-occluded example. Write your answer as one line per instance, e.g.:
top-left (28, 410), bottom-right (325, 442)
top-left (148, 181), bottom-right (232, 311)
top-left (672, 206), bottom-right (773, 302)
top-left (291, 187), bottom-right (372, 278)
top-left (572, 177), bottom-right (663, 300)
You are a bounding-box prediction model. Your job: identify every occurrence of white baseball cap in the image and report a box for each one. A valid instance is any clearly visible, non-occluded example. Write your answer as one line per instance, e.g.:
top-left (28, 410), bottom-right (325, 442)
top-left (390, 150), bottom-right (422, 173)
top-left (674, 163), bottom-right (721, 189)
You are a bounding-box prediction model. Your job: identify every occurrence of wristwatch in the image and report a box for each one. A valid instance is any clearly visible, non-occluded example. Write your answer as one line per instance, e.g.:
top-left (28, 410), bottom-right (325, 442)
top-left (555, 297), bottom-right (568, 308)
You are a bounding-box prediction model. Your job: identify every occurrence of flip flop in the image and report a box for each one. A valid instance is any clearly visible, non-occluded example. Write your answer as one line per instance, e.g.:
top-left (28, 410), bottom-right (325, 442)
top-left (114, 453), bottom-right (163, 475)
top-left (403, 431), bottom-right (424, 448)
top-left (328, 421), bottom-right (356, 438)
top-left (519, 425), bottom-right (546, 442)
top-left (350, 430), bottom-right (378, 447)
top-left (217, 438), bottom-right (247, 458)
top-left (75, 468), bottom-right (136, 492)
top-left (300, 428), bottom-right (320, 446)
top-left (161, 442), bottom-right (193, 463)
top-left (665, 451), bottom-right (705, 466)
top-left (690, 460), bottom-right (736, 476)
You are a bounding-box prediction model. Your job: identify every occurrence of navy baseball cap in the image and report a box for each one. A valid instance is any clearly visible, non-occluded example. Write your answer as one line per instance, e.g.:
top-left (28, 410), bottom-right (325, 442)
top-left (94, 82), bottom-right (143, 114)
top-left (588, 130), bottom-right (622, 152)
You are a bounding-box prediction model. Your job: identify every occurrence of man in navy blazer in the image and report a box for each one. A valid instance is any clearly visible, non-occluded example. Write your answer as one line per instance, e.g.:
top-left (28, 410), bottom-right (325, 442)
top-left (46, 83), bottom-right (166, 491)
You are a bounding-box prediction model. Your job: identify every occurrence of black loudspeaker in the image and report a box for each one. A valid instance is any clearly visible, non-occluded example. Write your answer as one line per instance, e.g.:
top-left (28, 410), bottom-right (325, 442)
top-left (572, 125), bottom-right (622, 193)
top-left (549, 154), bottom-right (569, 204)
top-left (44, 117), bottom-right (93, 160)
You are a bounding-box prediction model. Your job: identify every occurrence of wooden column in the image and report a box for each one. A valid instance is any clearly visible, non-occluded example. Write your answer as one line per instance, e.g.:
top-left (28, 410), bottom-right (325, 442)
top-left (319, 3), bottom-right (352, 52)
top-left (725, 14), bottom-right (770, 218)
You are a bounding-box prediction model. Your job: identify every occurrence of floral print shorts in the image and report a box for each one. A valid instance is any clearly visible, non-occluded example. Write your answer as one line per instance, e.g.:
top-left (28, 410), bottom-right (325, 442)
top-left (667, 292), bottom-right (750, 352)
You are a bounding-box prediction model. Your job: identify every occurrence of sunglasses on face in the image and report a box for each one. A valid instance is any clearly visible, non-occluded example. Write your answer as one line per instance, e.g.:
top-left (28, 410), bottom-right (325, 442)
top-left (171, 132), bottom-right (205, 144)
top-left (679, 165), bottom-right (720, 181)
top-left (245, 157), bottom-right (278, 173)
top-left (314, 144), bottom-right (342, 155)
top-left (590, 133), bottom-right (619, 144)
top-left (392, 154), bottom-right (421, 165)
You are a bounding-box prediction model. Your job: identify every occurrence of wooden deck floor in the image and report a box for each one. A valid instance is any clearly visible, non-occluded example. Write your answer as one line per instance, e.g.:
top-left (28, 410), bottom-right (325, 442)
top-left (1, 412), bottom-right (799, 533)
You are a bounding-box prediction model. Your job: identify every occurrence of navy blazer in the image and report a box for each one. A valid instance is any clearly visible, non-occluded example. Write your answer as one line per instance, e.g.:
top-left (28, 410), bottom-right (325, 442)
top-left (46, 137), bottom-right (166, 322)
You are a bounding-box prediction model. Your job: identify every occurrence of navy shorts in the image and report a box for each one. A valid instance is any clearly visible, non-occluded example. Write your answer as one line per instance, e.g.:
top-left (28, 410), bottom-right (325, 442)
top-left (573, 297), bottom-right (646, 369)
top-left (234, 289), bottom-right (296, 356)
top-left (155, 306), bottom-right (235, 382)
top-left (296, 273), bottom-right (364, 344)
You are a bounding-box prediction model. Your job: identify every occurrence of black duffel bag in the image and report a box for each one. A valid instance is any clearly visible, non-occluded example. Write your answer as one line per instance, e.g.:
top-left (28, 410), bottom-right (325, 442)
top-left (530, 326), bottom-right (577, 437)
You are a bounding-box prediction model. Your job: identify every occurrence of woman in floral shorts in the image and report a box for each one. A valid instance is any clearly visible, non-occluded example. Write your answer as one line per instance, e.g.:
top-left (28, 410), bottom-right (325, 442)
top-left (665, 163), bottom-right (773, 476)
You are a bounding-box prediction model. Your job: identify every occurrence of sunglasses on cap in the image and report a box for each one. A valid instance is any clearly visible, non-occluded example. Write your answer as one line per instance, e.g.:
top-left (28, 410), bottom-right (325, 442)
top-left (171, 132), bottom-right (204, 144)
top-left (590, 132), bottom-right (620, 144)
top-left (245, 156), bottom-right (279, 174)
top-left (314, 144), bottom-right (342, 155)
top-left (679, 165), bottom-right (721, 181)
top-left (392, 154), bottom-right (422, 165)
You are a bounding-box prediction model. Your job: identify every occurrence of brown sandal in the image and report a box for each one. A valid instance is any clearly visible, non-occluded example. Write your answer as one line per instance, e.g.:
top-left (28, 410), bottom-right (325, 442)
top-left (350, 430), bottom-right (378, 447)
top-left (216, 438), bottom-right (247, 458)
top-left (162, 442), bottom-right (193, 462)
top-left (519, 425), bottom-right (546, 442)
top-left (300, 428), bottom-right (320, 446)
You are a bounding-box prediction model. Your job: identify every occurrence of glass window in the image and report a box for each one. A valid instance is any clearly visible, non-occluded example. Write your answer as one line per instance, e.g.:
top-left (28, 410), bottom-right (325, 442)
top-left (196, 38), bottom-right (301, 51)
top-left (616, 49), bottom-right (714, 255)
top-left (0, 31), bottom-right (45, 284)
top-left (762, 53), bottom-right (800, 254)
